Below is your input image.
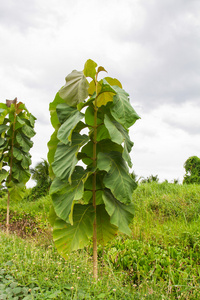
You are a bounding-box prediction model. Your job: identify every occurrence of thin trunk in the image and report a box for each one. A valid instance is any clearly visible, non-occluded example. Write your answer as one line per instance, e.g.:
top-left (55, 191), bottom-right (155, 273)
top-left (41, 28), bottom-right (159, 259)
top-left (6, 101), bottom-right (17, 234)
top-left (92, 75), bottom-right (98, 280)
top-left (6, 191), bottom-right (10, 234)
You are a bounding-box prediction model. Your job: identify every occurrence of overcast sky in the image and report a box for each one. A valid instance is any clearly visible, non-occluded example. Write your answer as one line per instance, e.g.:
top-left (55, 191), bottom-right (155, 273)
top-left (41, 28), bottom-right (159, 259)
top-left (1, 0), bottom-right (200, 185)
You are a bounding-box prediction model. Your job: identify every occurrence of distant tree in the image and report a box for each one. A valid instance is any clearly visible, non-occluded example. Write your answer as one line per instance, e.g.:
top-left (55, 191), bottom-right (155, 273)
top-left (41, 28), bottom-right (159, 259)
top-left (141, 174), bottom-right (159, 183)
top-left (183, 156), bottom-right (200, 184)
top-left (27, 159), bottom-right (52, 200)
top-left (31, 159), bottom-right (51, 187)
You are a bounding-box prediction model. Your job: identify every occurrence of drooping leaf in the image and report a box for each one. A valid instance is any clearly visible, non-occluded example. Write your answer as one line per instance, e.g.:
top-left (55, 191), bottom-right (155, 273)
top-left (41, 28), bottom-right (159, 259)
top-left (83, 59), bottom-right (97, 80)
top-left (85, 106), bottom-right (102, 127)
top-left (13, 147), bottom-right (23, 161)
top-left (104, 114), bottom-right (124, 145)
top-left (97, 151), bottom-right (137, 203)
top-left (21, 123), bottom-right (36, 138)
top-left (16, 132), bottom-right (33, 152)
top-left (59, 70), bottom-right (89, 106)
top-left (56, 103), bottom-right (84, 143)
top-left (81, 140), bottom-right (123, 166)
top-left (50, 166), bottom-right (91, 224)
top-left (47, 130), bottom-right (59, 178)
top-left (21, 154), bottom-right (32, 169)
top-left (52, 132), bottom-right (89, 182)
top-left (8, 182), bottom-right (25, 202)
top-left (0, 169), bottom-right (9, 182)
top-left (96, 204), bottom-right (118, 246)
top-left (49, 92), bottom-right (65, 129)
top-left (104, 115), bottom-right (133, 167)
top-left (49, 205), bottom-right (57, 226)
top-left (53, 204), bottom-right (95, 258)
top-left (12, 164), bottom-right (30, 183)
top-left (110, 86), bottom-right (140, 129)
top-left (0, 125), bottom-right (9, 134)
top-left (102, 189), bottom-right (134, 235)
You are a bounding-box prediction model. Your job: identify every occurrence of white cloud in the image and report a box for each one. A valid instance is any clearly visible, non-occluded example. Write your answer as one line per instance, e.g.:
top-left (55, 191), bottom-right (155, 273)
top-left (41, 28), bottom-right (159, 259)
top-left (0, 0), bottom-right (199, 184)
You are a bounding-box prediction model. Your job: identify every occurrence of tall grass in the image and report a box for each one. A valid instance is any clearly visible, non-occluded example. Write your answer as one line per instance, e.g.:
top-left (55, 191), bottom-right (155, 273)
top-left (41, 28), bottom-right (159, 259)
top-left (0, 182), bottom-right (200, 299)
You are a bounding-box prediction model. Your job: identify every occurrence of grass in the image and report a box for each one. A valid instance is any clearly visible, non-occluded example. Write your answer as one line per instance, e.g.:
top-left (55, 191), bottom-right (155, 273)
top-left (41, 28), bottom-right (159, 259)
top-left (0, 182), bottom-right (200, 299)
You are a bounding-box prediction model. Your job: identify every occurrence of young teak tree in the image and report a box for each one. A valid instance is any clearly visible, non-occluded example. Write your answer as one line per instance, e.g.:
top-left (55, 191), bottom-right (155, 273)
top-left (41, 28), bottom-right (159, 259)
top-left (48, 59), bottom-right (140, 279)
top-left (0, 98), bottom-right (36, 233)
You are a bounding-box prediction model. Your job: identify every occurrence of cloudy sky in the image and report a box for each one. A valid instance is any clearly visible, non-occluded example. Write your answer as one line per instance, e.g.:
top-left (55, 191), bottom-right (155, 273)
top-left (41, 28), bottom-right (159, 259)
top-left (1, 0), bottom-right (200, 185)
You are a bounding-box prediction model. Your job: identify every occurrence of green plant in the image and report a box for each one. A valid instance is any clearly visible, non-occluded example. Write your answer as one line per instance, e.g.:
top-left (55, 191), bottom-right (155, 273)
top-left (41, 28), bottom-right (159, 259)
top-left (183, 156), bottom-right (200, 184)
top-left (48, 59), bottom-right (140, 278)
top-left (0, 98), bottom-right (36, 233)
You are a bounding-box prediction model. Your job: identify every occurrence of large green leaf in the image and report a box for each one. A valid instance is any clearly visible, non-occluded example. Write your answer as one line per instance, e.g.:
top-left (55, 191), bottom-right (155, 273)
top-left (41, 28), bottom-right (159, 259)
top-left (56, 103), bottom-right (84, 143)
top-left (52, 132), bottom-right (89, 182)
top-left (50, 166), bottom-right (91, 224)
top-left (83, 59), bottom-right (97, 80)
top-left (16, 132), bottom-right (33, 152)
top-left (104, 115), bottom-right (133, 167)
top-left (47, 130), bottom-right (59, 178)
top-left (96, 204), bottom-right (118, 246)
top-left (0, 169), bottom-right (9, 182)
top-left (81, 139), bottom-right (123, 166)
top-left (102, 189), bottom-right (134, 235)
top-left (104, 114), bottom-right (123, 145)
top-left (21, 123), bottom-right (36, 138)
top-left (12, 164), bottom-right (30, 184)
top-left (49, 93), bottom-right (65, 129)
top-left (110, 86), bottom-right (140, 129)
top-left (21, 154), bottom-right (32, 169)
top-left (13, 147), bottom-right (23, 161)
top-left (85, 106), bottom-right (102, 127)
top-left (96, 79), bottom-right (116, 107)
top-left (59, 70), bottom-right (89, 106)
top-left (0, 125), bottom-right (9, 134)
top-left (53, 204), bottom-right (95, 258)
top-left (97, 151), bottom-right (137, 203)
top-left (8, 182), bottom-right (25, 202)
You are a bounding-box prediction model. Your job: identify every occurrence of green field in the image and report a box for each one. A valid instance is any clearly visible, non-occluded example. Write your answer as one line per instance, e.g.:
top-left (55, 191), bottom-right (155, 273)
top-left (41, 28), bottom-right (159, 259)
top-left (0, 182), bottom-right (200, 299)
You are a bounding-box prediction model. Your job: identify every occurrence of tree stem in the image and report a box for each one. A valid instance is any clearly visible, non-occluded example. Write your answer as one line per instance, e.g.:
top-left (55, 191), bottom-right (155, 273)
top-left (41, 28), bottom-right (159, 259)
top-left (6, 101), bottom-right (17, 234)
top-left (92, 74), bottom-right (98, 280)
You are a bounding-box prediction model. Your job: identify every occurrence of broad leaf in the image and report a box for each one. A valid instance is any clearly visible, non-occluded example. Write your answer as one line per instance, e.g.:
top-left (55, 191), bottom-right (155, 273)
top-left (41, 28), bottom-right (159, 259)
top-left (85, 106), bottom-right (102, 127)
top-left (104, 114), bottom-right (123, 145)
top-left (110, 86), bottom-right (140, 129)
top-left (81, 140), bottom-right (123, 166)
top-left (104, 115), bottom-right (133, 167)
top-left (12, 165), bottom-right (30, 183)
top-left (47, 130), bottom-right (59, 178)
top-left (16, 132), bottom-right (33, 152)
top-left (57, 103), bottom-right (84, 143)
top-left (0, 169), bottom-right (9, 182)
top-left (83, 59), bottom-right (97, 80)
top-left (52, 132), bottom-right (89, 182)
top-left (103, 189), bottom-right (134, 235)
top-left (8, 182), bottom-right (25, 202)
top-left (97, 151), bottom-right (137, 203)
top-left (13, 147), bottom-right (23, 161)
top-left (53, 204), bottom-right (95, 258)
top-left (0, 125), bottom-right (9, 134)
top-left (50, 166), bottom-right (91, 224)
top-left (49, 92), bottom-right (65, 129)
top-left (21, 123), bottom-right (36, 138)
top-left (59, 70), bottom-right (89, 106)
top-left (104, 77), bottom-right (122, 88)
top-left (96, 204), bottom-right (118, 246)
top-left (96, 79), bottom-right (116, 107)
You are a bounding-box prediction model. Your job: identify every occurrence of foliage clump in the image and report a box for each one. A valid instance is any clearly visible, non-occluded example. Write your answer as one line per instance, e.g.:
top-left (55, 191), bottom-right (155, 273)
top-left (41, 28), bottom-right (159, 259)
top-left (183, 156), bottom-right (200, 184)
top-left (48, 59), bottom-right (140, 277)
